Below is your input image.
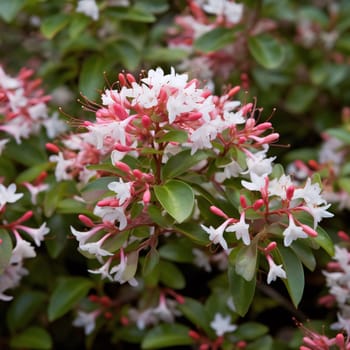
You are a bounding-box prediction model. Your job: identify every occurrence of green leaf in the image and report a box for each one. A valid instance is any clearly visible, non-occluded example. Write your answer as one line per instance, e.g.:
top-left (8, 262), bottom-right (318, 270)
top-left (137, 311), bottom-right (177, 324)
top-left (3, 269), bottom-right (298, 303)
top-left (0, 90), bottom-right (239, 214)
top-left (159, 240), bottom-right (193, 263)
top-left (7, 290), bottom-right (46, 332)
top-left (277, 246), bottom-right (304, 307)
top-left (162, 149), bottom-right (208, 180)
top-left (248, 34), bottom-right (285, 69)
top-left (159, 260), bottom-right (185, 289)
top-left (107, 6), bottom-right (156, 22)
top-left (326, 128), bottom-right (350, 144)
top-left (69, 14), bottom-right (90, 39)
top-left (41, 14), bottom-right (70, 39)
top-left (157, 130), bottom-right (188, 144)
top-left (290, 241), bottom-right (316, 271)
top-left (48, 277), bottom-right (93, 321)
top-left (154, 180), bottom-right (194, 223)
top-left (10, 327), bottom-right (52, 349)
top-left (0, 0), bottom-right (25, 22)
top-left (0, 229), bottom-right (12, 274)
top-left (313, 225), bottom-right (335, 257)
top-left (79, 55), bottom-right (109, 100)
top-left (113, 39), bottom-right (141, 71)
top-left (174, 222), bottom-right (209, 245)
top-left (16, 162), bottom-right (51, 184)
top-left (194, 27), bottom-right (238, 53)
top-left (177, 298), bottom-right (212, 335)
top-left (339, 177), bottom-right (350, 193)
top-left (147, 205), bottom-right (174, 227)
top-left (284, 85), bottom-right (317, 114)
top-left (144, 47), bottom-right (188, 63)
top-left (228, 265), bottom-right (256, 316)
top-left (246, 335), bottom-right (273, 350)
top-left (81, 176), bottom-right (116, 203)
top-left (142, 324), bottom-right (193, 349)
top-left (236, 322), bottom-right (269, 341)
top-left (143, 248), bottom-right (160, 277)
top-left (235, 242), bottom-right (258, 281)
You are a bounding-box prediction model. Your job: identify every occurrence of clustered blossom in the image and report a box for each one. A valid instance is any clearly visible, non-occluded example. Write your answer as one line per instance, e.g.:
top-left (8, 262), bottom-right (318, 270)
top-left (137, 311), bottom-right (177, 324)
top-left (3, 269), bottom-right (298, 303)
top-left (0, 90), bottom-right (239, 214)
top-left (0, 66), bottom-right (66, 148)
top-left (0, 184), bottom-right (50, 301)
top-left (321, 234), bottom-right (350, 336)
top-left (168, 0), bottom-right (244, 86)
top-left (48, 67), bottom-right (285, 284)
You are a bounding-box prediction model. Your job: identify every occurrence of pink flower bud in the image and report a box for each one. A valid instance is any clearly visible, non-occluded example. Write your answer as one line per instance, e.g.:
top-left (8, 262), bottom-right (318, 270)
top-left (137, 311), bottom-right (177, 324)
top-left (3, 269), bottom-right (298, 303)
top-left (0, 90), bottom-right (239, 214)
top-left (126, 73), bottom-right (136, 84)
top-left (143, 189), bottom-right (151, 204)
top-left (46, 143), bottom-right (60, 153)
top-left (132, 169), bottom-right (143, 180)
top-left (264, 241), bottom-right (277, 253)
top-left (255, 122), bottom-right (272, 131)
top-left (114, 144), bottom-right (132, 152)
top-left (210, 206), bottom-right (228, 219)
top-left (78, 214), bottom-right (95, 227)
top-left (188, 330), bottom-right (201, 340)
top-left (142, 115), bottom-right (152, 128)
top-left (338, 230), bottom-right (350, 241)
top-left (253, 199), bottom-right (264, 211)
top-left (240, 103), bottom-right (253, 116)
top-left (228, 86), bottom-right (240, 98)
top-left (118, 73), bottom-right (127, 86)
top-left (115, 161), bottom-right (131, 173)
top-left (286, 185), bottom-right (295, 201)
top-left (300, 224), bottom-right (318, 237)
top-left (112, 103), bottom-right (128, 120)
top-left (240, 195), bottom-right (247, 209)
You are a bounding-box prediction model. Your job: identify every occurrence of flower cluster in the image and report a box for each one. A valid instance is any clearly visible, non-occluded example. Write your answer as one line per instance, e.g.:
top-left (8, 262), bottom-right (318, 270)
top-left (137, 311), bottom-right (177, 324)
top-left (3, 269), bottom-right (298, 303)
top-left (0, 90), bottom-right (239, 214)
top-left (168, 0), bottom-right (244, 87)
top-left (0, 66), bottom-right (66, 150)
top-left (0, 183), bottom-right (49, 301)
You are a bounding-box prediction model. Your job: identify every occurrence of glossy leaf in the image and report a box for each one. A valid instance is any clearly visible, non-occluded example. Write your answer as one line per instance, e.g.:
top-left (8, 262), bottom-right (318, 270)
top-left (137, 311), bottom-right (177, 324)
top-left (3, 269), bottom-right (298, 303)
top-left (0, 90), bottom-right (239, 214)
top-left (0, 0), bottom-right (25, 22)
top-left (142, 324), bottom-right (193, 349)
top-left (157, 130), bottom-right (188, 144)
top-left (246, 335), bottom-right (273, 350)
top-left (174, 223), bottom-right (209, 245)
top-left (41, 14), bottom-right (70, 39)
top-left (7, 290), bottom-right (46, 332)
top-left (10, 327), bottom-right (52, 349)
top-left (248, 34), bottom-right (285, 69)
top-left (154, 180), bottom-right (194, 223)
top-left (228, 265), bottom-right (256, 316)
top-left (277, 246), bottom-right (304, 307)
top-left (0, 229), bottom-right (12, 274)
top-left (194, 27), bottom-right (237, 52)
top-left (284, 85), bottom-right (317, 114)
top-left (290, 241), bottom-right (316, 271)
top-left (236, 322), bottom-right (269, 341)
top-left (162, 149), bottom-right (208, 179)
top-left (107, 6), bottom-right (156, 22)
top-left (48, 277), bottom-right (93, 321)
top-left (159, 240), bottom-right (193, 263)
top-left (143, 248), bottom-right (160, 277)
top-left (235, 242), bottom-right (258, 282)
top-left (159, 260), bottom-right (185, 289)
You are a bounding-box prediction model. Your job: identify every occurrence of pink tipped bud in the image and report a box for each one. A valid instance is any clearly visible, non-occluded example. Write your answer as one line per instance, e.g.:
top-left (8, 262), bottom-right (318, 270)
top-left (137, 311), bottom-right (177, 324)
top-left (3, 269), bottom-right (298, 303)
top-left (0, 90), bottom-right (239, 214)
top-left (132, 169), bottom-right (143, 180)
top-left (245, 118), bottom-right (256, 129)
top-left (241, 103), bottom-right (253, 116)
top-left (318, 294), bottom-right (335, 307)
top-left (238, 136), bottom-right (247, 144)
top-left (158, 87), bottom-right (168, 103)
top-left (264, 241), bottom-right (277, 253)
top-left (236, 340), bottom-right (247, 349)
top-left (240, 195), bottom-right (247, 209)
top-left (188, 330), bottom-right (201, 340)
top-left (19, 210), bottom-right (34, 223)
top-left (143, 173), bottom-right (155, 183)
top-left (253, 199), bottom-right (264, 211)
top-left (46, 143), bottom-right (60, 153)
top-left (199, 344), bottom-right (210, 350)
top-left (286, 185), bottom-right (295, 201)
top-left (114, 143), bottom-right (132, 152)
top-left (300, 224), bottom-right (318, 237)
top-left (97, 199), bottom-right (112, 207)
top-left (78, 214), bottom-right (95, 227)
top-left (115, 161), bottom-right (131, 173)
top-left (262, 133), bottom-right (279, 144)
top-left (96, 108), bottom-right (110, 118)
top-left (308, 159), bottom-right (319, 170)
top-left (126, 73), bottom-right (136, 84)
top-left (0, 239), bottom-right (2, 244)
top-left (338, 230), bottom-right (350, 241)
top-left (142, 115), bottom-right (152, 128)
top-left (143, 189), bottom-right (151, 204)
top-left (228, 86), bottom-right (240, 98)
top-left (83, 120), bottom-right (93, 127)
top-left (118, 73), bottom-right (127, 86)
top-left (210, 206), bottom-right (228, 219)
top-left (112, 103), bottom-right (129, 120)
top-left (256, 122), bottom-right (272, 131)
top-left (335, 333), bottom-right (345, 348)
top-left (187, 112), bottom-right (202, 121)
top-left (120, 315), bottom-right (129, 326)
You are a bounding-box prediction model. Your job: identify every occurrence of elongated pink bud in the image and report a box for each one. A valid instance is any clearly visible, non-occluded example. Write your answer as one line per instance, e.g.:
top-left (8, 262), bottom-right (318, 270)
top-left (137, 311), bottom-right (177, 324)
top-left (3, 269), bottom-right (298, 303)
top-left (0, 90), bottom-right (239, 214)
top-left (126, 73), bottom-right (136, 84)
top-left (78, 214), bottom-right (94, 227)
top-left (210, 206), bottom-right (228, 219)
top-left (253, 199), bottom-right (264, 211)
top-left (118, 73), bottom-right (127, 86)
top-left (300, 224), bottom-right (318, 237)
top-left (240, 195), bottom-right (247, 209)
top-left (132, 169), bottom-right (143, 180)
top-left (142, 115), bottom-right (152, 128)
top-left (264, 241), bottom-right (277, 253)
top-left (115, 161), bottom-right (131, 173)
top-left (286, 185), bottom-right (295, 201)
top-left (143, 189), bottom-right (151, 204)
top-left (46, 143), bottom-right (60, 153)
top-left (228, 86), bottom-right (240, 98)
top-left (338, 230), bottom-right (350, 241)
top-left (114, 144), bottom-right (132, 152)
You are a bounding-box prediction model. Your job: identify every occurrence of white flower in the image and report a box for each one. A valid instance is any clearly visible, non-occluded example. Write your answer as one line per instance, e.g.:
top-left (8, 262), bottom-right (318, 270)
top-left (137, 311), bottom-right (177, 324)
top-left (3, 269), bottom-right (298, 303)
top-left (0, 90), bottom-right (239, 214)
top-left (201, 219), bottom-right (231, 250)
top-left (293, 178), bottom-right (326, 206)
top-left (202, 0), bottom-right (244, 24)
top-left (0, 183), bottom-right (23, 209)
top-left (210, 313), bottom-right (237, 337)
top-left (302, 203), bottom-right (334, 229)
top-left (192, 248), bottom-right (212, 272)
top-left (79, 235), bottom-right (113, 258)
top-left (23, 182), bottom-right (49, 204)
top-left (268, 174), bottom-right (293, 199)
top-left (282, 215), bottom-right (308, 247)
top-left (0, 139), bottom-right (9, 155)
top-left (266, 256), bottom-right (286, 284)
top-left (42, 112), bottom-right (67, 138)
top-left (11, 235), bottom-right (36, 263)
top-left (241, 173), bottom-right (266, 192)
top-left (110, 250), bottom-right (138, 286)
top-left (226, 213), bottom-right (250, 245)
top-left (76, 0), bottom-right (99, 21)
top-left (18, 222), bottom-right (50, 246)
top-left (49, 152), bottom-right (74, 181)
top-left (108, 179), bottom-right (132, 205)
top-left (0, 66), bottom-right (20, 89)
top-left (152, 297), bottom-right (175, 323)
top-left (243, 148), bottom-right (275, 177)
top-left (88, 258), bottom-right (113, 281)
top-left (73, 310), bottom-right (99, 335)
top-left (93, 205), bottom-right (128, 230)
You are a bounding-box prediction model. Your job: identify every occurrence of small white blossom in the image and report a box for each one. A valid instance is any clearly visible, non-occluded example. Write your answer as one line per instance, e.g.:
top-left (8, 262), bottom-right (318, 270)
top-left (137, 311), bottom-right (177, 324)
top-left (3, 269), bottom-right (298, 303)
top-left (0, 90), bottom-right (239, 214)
top-left (226, 213), bottom-right (250, 245)
top-left (73, 310), bottom-right (99, 335)
top-left (76, 0), bottom-right (99, 21)
top-left (282, 215), bottom-right (308, 247)
top-left (0, 183), bottom-right (23, 209)
top-left (267, 256), bottom-right (286, 284)
top-left (108, 179), bottom-right (132, 205)
top-left (210, 313), bottom-right (237, 336)
top-left (201, 220), bottom-right (231, 251)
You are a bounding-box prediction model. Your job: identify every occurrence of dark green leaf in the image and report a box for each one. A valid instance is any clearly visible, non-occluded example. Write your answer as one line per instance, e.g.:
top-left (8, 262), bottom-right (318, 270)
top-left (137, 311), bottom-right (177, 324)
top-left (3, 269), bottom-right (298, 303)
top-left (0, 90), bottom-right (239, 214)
top-left (277, 246), bottom-right (304, 307)
top-left (142, 324), bottom-right (193, 349)
top-left (107, 7), bottom-right (156, 22)
top-left (162, 149), bottom-right (208, 180)
top-left (0, 229), bottom-right (12, 274)
top-left (246, 335), bottom-right (273, 350)
top-left (7, 290), bottom-right (46, 332)
top-left (248, 34), bottom-right (285, 69)
top-left (81, 176), bottom-right (116, 203)
top-left (284, 85), bottom-right (317, 114)
top-left (159, 260), bottom-right (185, 289)
top-left (228, 265), bottom-right (256, 316)
top-left (154, 180), bottom-right (194, 223)
top-left (290, 241), bottom-right (316, 271)
top-left (143, 248), bottom-right (160, 276)
top-left (48, 277), bottom-right (93, 321)
top-left (16, 162), bottom-right (51, 184)
top-left (0, 0), bottom-right (25, 22)
top-left (236, 322), bottom-right (269, 341)
top-left (235, 242), bottom-right (258, 281)
top-left (159, 240), bottom-right (193, 263)
top-left (41, 14), bottom-right (70, 39)
top-left (113, 39), bottom-right (141, 71)
top-left (69, 14), bottom-right (90, 39)
top-left (157, 130), bottom-right (188, 144)
top-left (174, 223), bottom-right (209, 245)
top-left (10, 327), bottom-right (52, 349)
top-left (194, 27), bottom-right (237, 53)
